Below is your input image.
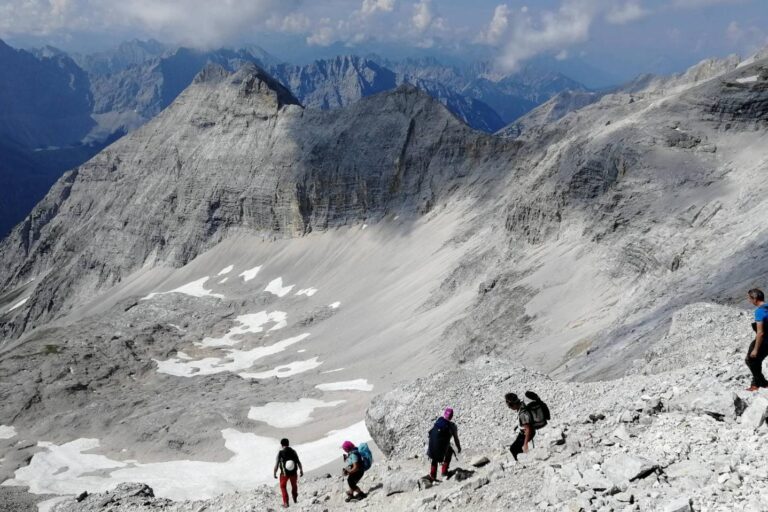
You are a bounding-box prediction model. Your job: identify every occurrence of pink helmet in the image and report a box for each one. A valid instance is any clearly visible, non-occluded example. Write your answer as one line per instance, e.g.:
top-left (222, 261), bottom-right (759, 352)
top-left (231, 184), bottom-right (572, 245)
top-left (443, 407), bottom-right (454, 420)
top-left (341, 441), bottom-right (355, 452)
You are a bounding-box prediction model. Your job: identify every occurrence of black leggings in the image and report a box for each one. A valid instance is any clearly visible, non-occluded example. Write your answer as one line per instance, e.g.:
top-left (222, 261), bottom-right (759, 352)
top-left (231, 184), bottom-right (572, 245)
top-left (746, 339), bottom-right (768, 387)
top-left (347, 470), bottom-right (364, 491)
top-left (509, 429), bottom-right (536, 460)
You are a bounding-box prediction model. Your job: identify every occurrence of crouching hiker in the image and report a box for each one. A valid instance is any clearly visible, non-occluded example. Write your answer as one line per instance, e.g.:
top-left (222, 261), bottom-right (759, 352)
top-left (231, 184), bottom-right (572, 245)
top-left (341, 440), bottom-right (373, 502)
top-left (273, 438), bottom-right (303, 508)
top-left (506, 391), bottom-right (550, 461)
top-left (746, 288), bottom-right (768, 391)
top-left (426, 407), bottom-right (462, 481)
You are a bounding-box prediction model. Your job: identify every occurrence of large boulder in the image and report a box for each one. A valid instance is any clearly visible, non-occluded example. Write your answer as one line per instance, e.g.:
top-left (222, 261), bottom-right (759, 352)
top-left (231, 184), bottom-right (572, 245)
top-left (740, 395), bottom-right (768, 430)
top-left (661, 496), bottom-right (692, 512)
top-left (666, 461), bottom-right (714, 489)
top-left (670, 379), bottom-right (743, 421)
top-left (602, 454), bottom-right (658, 485)
top-left (383, 473), bottom-right (419, 496)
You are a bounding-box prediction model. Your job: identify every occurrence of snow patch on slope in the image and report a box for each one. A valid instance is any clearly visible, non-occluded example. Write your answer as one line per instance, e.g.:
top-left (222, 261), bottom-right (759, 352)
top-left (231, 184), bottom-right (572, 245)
top-left (198, 311), bottom-right (288, 348)
top-left (3, 422), bottom-right (371, 501)
top-left (239, 266), bottom-right (262, 282)
top-left (141, 277), bottom-right (224, 301)
top-left (8, 298), bottom-right (28, 312)
top-left (238, 357), bottom-right (322, 380)
top-left (154, 333), bottom-right (310, 377)
top-left (217, 265), bottom-right (234, 275)
top-left (316, 379), bottom-right (373, 391)
top-left (0, 425), bottom-right (17, 439)
top-left (247, 398), bottom-right (345, 428)
top-left (265, 278), bottom-right (295, 297)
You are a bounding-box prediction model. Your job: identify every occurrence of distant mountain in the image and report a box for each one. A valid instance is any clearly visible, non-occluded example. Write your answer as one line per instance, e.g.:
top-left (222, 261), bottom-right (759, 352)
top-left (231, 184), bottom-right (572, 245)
top-left (496, 89), bottom-right (601, 138)
top-left (88, 46), bottom-right (275, 137)
top-left (381, 56), bottom-right (588, 125)
top-left (0, 39), bottom-right (110, 237)
top-left (268, 56), bottom-right (397, 109)
top-left (0, 39), bottom-right (94, 148)
top-left (405, 77), bottom-right (505, 132)
top-left (75, 39), bottom-right (167, 75)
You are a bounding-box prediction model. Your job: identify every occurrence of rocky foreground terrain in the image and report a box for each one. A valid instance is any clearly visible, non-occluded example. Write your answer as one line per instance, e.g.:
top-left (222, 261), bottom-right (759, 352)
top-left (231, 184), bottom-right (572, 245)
top-left (29, 302), bottom-right (768, 512)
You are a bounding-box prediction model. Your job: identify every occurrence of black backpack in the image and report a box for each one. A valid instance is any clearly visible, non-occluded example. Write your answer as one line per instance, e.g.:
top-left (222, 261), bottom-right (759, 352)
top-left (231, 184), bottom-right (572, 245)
top-left (524, 391), bottom-right (551, 429)
top-left (278, 447), bottom-right (299, 475)
top-left (428, 417), bottom-right (453, 458)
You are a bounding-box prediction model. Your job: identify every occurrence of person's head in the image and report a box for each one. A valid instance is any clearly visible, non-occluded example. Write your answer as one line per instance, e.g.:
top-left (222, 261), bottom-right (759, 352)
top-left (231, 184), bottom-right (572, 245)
top-left (280, 438), bottom-right (290, 447)
top-left (505, 393), bottom-right (521, 410)
top-left (749, 288), bottom-right (765, 306)
top-left (443, 407), bottom-right (454, 420)
top-left (341, 440), bottom-right (356, 453)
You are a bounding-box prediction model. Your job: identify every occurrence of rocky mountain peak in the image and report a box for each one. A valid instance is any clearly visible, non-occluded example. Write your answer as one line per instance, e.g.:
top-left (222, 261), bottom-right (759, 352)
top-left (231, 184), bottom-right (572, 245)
top-left (192, 62), bottom-right (300, 109)
top-left (228, 63), bottom-right (301, 107)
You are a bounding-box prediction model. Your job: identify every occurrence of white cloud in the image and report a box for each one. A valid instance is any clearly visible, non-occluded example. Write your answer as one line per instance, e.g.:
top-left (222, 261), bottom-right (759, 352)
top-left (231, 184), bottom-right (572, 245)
top-left (412, 0), bottom-right (433, 32)
top-left (306, 22), bottom-right (336, 46)
top-left (268, 12), bottom-right (311, 33)
top-left (477, 4), bottom-right (511, 45)
top-left (671, 0), bottom-right (742, 7)
top-left (725, 20), bottom-right (768, 54)
top-left (605, 2), bottom-right (649, 24)
top-left (361, 0), bottom-right (396, 17)
top-left (496, 0), bottom-right (597, 72)
top-left (0, 0), bottom-right (302, 47)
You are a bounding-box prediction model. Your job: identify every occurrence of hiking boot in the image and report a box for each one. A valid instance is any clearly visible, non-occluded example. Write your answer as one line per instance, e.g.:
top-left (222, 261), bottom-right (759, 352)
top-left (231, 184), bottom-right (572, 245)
top-left (747, 385), bottom-right (760, 391)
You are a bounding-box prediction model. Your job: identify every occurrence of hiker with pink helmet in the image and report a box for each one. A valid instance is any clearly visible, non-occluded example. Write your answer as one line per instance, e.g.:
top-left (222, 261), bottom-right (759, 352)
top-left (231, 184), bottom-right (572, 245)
top-left (426, 407), bottom-right (462, 481)
top-left (341, 440), bottom-right (373, 502)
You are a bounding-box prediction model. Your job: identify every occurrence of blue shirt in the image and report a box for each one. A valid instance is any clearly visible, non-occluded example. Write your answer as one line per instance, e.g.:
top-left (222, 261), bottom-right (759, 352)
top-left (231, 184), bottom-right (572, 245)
top-left (345, 451), bottom-right (360, 469)
top-left (755, 305), bottom-right (768, 323)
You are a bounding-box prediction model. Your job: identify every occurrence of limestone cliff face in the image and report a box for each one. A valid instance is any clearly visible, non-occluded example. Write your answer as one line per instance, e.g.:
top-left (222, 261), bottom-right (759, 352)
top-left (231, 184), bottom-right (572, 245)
top-left (0, 63), bottom-right (515, 337)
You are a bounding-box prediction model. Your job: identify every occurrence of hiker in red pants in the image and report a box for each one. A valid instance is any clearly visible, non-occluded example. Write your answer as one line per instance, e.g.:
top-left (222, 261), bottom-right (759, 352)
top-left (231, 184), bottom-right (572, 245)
top-left (426, 407), bottom-right (461, 480)
top-left (273, 438), bottom-right (303, 507)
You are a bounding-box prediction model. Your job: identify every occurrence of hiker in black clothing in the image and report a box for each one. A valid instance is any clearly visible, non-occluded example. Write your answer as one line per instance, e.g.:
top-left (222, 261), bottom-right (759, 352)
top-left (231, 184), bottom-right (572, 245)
top-left (746, 288), bottom-right (768, 391)
top-left (426, 407), bottom-right (461, 480)
top-left (273, 438), bottom-right (303, 508)
top-left (505, 393), bottom-right (534, 460)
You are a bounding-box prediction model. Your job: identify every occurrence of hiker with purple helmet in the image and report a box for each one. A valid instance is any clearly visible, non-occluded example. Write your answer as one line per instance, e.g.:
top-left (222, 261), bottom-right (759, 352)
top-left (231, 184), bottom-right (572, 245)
top-left (341, 440), bottom-right (368, 502)
top-left (426, 407), bottom-right (462, 480)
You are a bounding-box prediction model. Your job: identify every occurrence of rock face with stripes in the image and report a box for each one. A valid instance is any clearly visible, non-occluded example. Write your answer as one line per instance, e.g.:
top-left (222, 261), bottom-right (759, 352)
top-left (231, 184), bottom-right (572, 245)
top-left (0, 62), bottom-right (516, 339)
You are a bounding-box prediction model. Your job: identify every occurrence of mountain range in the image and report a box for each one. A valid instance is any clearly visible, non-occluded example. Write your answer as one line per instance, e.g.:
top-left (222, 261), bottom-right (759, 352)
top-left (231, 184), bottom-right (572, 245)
top-left (2, 36), bottom-right (767, 511)
top-left (0, 39), bottom-right (589, 238)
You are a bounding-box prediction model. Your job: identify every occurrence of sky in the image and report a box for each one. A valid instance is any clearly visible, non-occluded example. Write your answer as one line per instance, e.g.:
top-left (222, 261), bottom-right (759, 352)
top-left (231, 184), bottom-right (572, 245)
top-left (1, 0), bottom-right (767, 84)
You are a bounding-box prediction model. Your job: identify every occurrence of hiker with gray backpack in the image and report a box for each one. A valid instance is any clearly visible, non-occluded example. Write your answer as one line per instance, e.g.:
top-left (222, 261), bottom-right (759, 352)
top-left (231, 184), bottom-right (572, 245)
top-left (341, 440), bottom-right (373, 502)
top-left (505, 391), bottom-right (550, 460)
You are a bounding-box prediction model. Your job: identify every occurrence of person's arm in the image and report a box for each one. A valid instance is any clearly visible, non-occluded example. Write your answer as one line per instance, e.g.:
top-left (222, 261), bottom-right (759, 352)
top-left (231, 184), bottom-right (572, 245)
top-left (297, 458), bottom-right (304, 477)
top-left (452, 424), bottom-right (462, 453)
top-left (522, 424), bottom-right (533, 453)
top-left (348, 461), bottom-right (361, 474)
top-left (753, 321), bottom-right (764, 358)
top-left (273, 453), bottom-right (280, 479)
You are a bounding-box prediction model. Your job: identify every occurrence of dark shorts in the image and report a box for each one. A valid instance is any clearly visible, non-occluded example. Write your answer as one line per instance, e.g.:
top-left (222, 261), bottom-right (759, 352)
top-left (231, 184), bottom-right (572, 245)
top-left (347, 470), bottom-right (364, 489)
